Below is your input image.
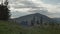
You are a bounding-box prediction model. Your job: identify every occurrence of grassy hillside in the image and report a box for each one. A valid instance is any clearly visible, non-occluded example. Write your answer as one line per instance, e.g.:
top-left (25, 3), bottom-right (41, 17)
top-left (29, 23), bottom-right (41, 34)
top-left (0, 21), bottom-right (60, 34)
top-left (0, 21), bottom-right (24, 34)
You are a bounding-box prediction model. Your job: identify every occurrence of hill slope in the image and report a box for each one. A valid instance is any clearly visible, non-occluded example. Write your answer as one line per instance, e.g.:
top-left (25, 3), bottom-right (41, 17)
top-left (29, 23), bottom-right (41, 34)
top-left (12, 13), bottom-right (53, 26)
top-left (0, 21), bottom-right (24, 34)
top-left (52, 18), bottom-right (60, 23)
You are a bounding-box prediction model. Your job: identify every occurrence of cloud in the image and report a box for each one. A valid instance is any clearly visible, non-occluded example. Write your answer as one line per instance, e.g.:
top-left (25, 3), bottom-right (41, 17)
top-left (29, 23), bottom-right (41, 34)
top-left (11, 11), bottom-right (32, 18)
top-left (7, 0), bottom-right (60, 18)
top-left (9, 0), bottom-right (39, 9)
top-left (41, 0), bottom-right (60, 5)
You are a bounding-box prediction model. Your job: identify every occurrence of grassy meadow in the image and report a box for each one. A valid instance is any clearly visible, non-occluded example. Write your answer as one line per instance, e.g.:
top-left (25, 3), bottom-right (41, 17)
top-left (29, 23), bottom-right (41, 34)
top-left (0, 21), bottom-right (60, 34)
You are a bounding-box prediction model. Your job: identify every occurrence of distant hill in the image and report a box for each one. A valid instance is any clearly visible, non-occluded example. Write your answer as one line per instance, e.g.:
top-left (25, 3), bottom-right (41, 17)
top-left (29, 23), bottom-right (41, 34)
top-left (11, 13), bottom-right (53, 26)
top-left (52, 18), bottom-right (60, 23)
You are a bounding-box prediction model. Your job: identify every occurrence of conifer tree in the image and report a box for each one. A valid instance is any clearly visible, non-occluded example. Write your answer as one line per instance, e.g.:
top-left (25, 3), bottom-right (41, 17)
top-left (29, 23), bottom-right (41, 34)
top-left (0, 0), bottom-right (10, 20)
top-left (31, 16), bottom-right (35, 26)
top-left (36, 20), bottom-right (39, 24)
top-left (40, 16), bottom-right (43, 25)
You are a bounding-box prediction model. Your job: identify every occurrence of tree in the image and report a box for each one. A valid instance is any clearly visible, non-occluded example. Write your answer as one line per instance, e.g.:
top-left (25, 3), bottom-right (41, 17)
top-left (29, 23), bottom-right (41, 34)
top-left (0, 0), bottom-right (10, 20)
top-left (31, 22), bottom-right (34, 26)
top-left (31, 19), bottom-right (34, 26)
top-left (44, 23), bottom-right (47, 25)
top-left (36, 20), bottom-right (39, 24)
top-left (40, 16), bottom-right (43, 25)
top-left (30, 16), bottom-right (35, 26)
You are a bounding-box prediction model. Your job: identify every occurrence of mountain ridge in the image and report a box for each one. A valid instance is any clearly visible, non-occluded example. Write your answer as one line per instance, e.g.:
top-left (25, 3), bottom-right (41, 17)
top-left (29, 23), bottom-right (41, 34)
top-left (11, 13), bottom-right (54, 26)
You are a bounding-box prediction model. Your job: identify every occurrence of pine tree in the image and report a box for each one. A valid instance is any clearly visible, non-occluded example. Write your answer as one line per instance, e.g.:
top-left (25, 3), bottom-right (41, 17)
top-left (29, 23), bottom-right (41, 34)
top-left (31, 21), bottom-right (34, 26)
top-left (30, 16), bottom-right (35, 26)
top-left (36, 20), bottom-right (39, 24)
top-left (0, 0), bottom-right (10, 20)
top-left (40, 16), bottom-right (43, 25)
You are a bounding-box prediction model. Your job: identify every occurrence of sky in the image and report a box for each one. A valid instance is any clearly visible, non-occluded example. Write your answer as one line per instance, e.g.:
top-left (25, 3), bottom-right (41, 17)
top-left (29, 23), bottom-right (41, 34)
top-left (0, 0), bottom-right (60, 18)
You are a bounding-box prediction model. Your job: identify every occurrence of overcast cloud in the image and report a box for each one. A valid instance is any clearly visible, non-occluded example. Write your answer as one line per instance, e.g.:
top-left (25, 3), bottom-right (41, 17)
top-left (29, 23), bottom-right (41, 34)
top-left (0, 0), bottom-right (60, 18)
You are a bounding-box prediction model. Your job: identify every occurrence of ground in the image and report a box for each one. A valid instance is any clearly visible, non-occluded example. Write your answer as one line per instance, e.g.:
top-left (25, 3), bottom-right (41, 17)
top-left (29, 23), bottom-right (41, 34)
top-left (0, 21), bottom-right (60, 34)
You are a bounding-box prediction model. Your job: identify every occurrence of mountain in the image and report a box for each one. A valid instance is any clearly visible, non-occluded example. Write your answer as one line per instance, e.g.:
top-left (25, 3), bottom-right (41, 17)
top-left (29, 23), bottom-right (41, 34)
top-left (11, 13), bottom-right (53, 26)
top-left (52, 18), bottom-right (60, 23)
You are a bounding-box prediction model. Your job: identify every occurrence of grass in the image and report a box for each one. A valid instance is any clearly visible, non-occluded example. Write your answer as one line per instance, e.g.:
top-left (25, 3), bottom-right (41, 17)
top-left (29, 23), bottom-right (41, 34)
top-left (0, 21), bottom-right (60, 34)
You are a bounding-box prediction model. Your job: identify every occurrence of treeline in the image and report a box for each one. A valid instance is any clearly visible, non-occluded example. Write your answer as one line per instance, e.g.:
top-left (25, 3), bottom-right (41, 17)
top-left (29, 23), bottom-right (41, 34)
top-left (20, 16), bottom-right (60, 28)
top-left (20, 16), bottom-right (43, 26)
